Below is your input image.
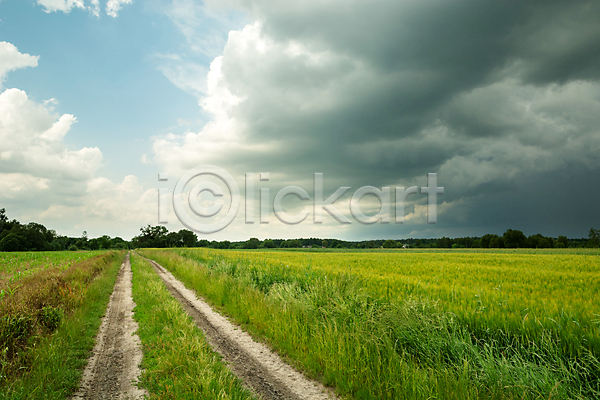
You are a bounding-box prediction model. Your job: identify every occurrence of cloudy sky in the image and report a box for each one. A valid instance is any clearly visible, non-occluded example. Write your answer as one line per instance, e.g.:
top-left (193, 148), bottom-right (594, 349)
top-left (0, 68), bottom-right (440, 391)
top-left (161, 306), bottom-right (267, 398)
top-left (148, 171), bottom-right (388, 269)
top-left (1, 0), bottom-right (599, 241)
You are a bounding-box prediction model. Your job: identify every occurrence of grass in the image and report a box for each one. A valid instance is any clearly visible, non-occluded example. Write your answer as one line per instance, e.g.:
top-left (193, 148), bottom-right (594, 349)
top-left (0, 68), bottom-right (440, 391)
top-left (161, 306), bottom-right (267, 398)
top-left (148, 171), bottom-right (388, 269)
top-left (140, 248), bottom-right (600, 400)
top-left (188, 249), bottom-right (600, 358)
top-left (0, 250), bottom-right (124, 399)
top-left (130, 252), bottom-right (257, 400)
top-left (0, 251), bottom-right (103, 287)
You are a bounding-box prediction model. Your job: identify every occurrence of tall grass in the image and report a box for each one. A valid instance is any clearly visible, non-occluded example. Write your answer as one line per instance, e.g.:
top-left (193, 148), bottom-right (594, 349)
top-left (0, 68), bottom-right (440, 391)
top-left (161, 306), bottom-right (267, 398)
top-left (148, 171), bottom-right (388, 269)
top-left (130, 253), bottom-right (257, 400)
top-left (0, 251), bottom-right (102, 287)
top-left (141, 249), bottom-right (600, 400)
top-left (0, 251), bottom-right (124, 399)
top-left (191, 249), bottom-right (600, 358)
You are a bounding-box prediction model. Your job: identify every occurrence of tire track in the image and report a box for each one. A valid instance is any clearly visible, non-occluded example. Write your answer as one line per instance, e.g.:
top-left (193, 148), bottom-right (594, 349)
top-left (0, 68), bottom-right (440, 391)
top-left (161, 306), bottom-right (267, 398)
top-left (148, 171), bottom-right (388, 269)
top-left (72, 253), bottom-right (147, 400)
top-left (139, 254), bottom-right (336, 400)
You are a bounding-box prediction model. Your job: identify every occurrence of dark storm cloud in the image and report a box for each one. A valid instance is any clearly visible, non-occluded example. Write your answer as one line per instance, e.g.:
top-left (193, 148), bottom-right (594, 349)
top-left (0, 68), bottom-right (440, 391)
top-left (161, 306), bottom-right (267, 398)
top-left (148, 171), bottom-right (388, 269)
top-left (159, 0), bottom-right (600, 237)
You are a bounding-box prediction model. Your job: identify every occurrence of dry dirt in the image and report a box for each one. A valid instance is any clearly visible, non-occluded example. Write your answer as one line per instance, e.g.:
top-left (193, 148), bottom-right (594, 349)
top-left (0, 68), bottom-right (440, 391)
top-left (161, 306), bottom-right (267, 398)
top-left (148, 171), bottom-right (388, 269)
top-left (72, 253), bottom-right (147, 400)
top-left (143, 255), bottom-right (337, 400)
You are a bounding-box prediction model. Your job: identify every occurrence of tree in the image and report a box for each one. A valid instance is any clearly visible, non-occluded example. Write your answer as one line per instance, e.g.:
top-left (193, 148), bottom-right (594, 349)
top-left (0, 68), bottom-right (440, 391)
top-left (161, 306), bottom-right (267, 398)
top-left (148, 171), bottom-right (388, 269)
top-left (178, 230), bottom-right (197, 247)
top-left (556, 235), bottom-right (568, 248)
top-left (503, 229), bottom-right (527, 248)
top-left (263, 239), bottom-right (276, 248)
top-left (436, 237), bottom-right (452, 248)
top-left (165, 232), bottom-right (181, 247)
top-left (382, 240), bottom-right (397, 248)
top-left (0, 233), bottom-right (27, 252)
top-left (132, 225), bottom-right (168, 248)
top-left (588, 228), bottom-right (600, 248)
top-left (243, 237), bottom-right (260, 249)
top-left (322, 240), bottom-right (329, 248)
top-left (287, 239), bottom-right (303, 248)
top-left (489, 235), bottom-right (504, 248)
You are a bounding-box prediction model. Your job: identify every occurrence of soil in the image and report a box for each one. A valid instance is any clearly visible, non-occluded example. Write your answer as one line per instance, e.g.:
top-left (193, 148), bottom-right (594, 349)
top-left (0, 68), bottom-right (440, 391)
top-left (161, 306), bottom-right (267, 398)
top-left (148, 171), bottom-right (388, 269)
top-left (145, 256), bottom-right (337, 400)
top-left (71, 253), bottom-right (147, 400)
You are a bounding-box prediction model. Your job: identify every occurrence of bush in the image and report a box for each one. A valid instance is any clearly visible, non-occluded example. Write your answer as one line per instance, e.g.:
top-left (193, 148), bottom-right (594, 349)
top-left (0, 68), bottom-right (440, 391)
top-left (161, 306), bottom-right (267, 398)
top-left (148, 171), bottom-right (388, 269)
top-left (38, 306), bottom-right (63, 332)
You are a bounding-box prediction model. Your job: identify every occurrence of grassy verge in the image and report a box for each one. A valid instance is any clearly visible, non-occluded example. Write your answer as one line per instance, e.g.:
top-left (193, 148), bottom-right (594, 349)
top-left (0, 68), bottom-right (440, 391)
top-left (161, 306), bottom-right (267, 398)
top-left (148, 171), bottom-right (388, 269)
top-left (0, 250), bottom-right (124, 399)
top-left (140, 249), bottom-right (599, 400)
top-left (130, 253), bottom-right (257, 400)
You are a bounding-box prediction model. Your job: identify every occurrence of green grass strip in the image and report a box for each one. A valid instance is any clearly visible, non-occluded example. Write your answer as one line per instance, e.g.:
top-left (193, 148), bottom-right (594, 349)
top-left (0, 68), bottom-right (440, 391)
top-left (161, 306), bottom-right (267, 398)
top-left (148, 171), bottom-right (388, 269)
top-left (130, 253), bottom-right (256, 400)
top-left (0, 251), bottom-right (124, 400)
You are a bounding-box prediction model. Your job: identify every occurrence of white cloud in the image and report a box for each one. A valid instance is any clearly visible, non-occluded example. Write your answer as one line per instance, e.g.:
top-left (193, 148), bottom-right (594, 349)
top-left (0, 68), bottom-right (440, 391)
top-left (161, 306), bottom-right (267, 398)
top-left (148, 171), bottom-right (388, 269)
top-left (0, 42), bottom-right (39, 82)
top-left (35, 0), bottom-right (131, 17)
top-left (155, 54), bottom-right (208, 96)
top-left (0, 41), bottom-right (153, 238)
top-left (36, 175), bottom-right (157, 238)
top-left (37, 0), bottom-right (85, 13)
top-left (90, 0), bottom-right (100, 17)
top-left (106, 0), bottom-right (133, 18)
top-left (0, 173), bottom-right (50, 199)
top-left (0, 88), bottom-right (102, 181)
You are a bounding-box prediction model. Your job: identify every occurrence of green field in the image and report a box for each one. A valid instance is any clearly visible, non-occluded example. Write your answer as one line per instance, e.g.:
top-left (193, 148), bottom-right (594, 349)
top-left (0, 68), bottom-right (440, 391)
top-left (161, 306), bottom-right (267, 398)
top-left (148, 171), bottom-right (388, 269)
top-left (209, 249), bottom-right (600, 356)
top-left (141, 248), bottom-right (600, 400)
top-left (0, 251), bottom-right (103, 289)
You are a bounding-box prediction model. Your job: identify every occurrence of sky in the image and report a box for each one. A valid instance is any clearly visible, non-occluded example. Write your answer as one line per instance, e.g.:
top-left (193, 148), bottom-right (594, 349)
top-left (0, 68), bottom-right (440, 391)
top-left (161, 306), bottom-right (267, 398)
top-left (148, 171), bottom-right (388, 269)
top-left (1, 0), bottom-right (599, 241)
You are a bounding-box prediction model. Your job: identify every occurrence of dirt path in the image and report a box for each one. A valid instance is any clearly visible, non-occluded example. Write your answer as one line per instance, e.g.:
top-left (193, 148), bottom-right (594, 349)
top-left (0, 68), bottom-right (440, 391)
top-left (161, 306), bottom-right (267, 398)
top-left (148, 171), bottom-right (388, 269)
top-left (72, 253), bottom-right (147, 400)
top-left (142, 255), bottom-right (337, 400)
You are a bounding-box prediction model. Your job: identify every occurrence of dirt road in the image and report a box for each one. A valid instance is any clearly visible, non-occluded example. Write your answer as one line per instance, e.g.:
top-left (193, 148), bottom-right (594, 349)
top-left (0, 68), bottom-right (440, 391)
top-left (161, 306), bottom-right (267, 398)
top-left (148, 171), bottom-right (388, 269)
top-left (144, 256), bottom-right (337, 400)
top-left (72, 253), bottom-right (147, 400)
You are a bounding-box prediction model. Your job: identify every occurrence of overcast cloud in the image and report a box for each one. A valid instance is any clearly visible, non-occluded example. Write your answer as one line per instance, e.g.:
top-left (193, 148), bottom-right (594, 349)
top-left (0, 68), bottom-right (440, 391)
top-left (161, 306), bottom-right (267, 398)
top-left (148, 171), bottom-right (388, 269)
top-left (151, 0), bottom-right (600, 239)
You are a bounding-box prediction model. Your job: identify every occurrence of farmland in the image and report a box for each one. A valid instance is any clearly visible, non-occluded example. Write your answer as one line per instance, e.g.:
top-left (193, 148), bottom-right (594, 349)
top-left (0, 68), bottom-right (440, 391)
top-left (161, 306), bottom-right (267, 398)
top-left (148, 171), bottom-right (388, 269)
top-left (0, 250), bottom-right (124, 398)
top-left (140, 248), bottom-right (600, 400)
top-left (0, 251), bottom-right (103, 288)
top-left (207, 249), bottom-right (600, 356)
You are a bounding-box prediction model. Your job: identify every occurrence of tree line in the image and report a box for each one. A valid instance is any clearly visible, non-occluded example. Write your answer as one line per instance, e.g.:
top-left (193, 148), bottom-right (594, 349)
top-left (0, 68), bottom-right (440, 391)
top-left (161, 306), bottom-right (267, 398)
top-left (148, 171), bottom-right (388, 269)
top-left (1, 208), bottom-right (598, 252)
top-left (0, 209), bottom-right (128, 252)
top-left (131, 225), bottom-right (599, 250)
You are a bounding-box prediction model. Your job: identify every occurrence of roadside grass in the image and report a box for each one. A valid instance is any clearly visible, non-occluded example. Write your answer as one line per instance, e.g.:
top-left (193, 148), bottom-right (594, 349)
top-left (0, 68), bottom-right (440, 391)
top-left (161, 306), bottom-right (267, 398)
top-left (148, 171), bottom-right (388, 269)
top-left (0, 251), bottom-right (104, 288)
top-left (130, 253), bottom-right (257, 400)
top-left (0, 250), bottom-right (124, 399)
top-left (140, 249), bottom-right (600, 400)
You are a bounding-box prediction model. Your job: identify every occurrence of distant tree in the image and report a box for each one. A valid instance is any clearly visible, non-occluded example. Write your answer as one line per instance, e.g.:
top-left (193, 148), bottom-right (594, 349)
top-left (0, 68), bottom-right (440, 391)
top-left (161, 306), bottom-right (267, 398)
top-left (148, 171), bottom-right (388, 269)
top-left (197, 239), bottom-right (210, 247)
top-left (165, 232), bottom-right (181, 247)
top-left (588, 228), bottom-right (600, 248)
top-left (178, 230), bottom-right (197, 247)
top-left (132, 225), bottom-right (168, 248)
top-left (382, 240), bottom-right (397, 248)
top-left (263, 239), bottom-right (276, 248)
top-left (489, 235), bottom-right (504, 248)
top-left (96, 235), bottom-right (111, 249)
top-left (503, 229), bottom-right (527, 248)
top-left (322, 240), bottom-right (329, 248)
top-left (217, 240), bottom-right (231, 249)
top-left (88, 238), bottom-right (100, 250)
top-left (243, 237), bottom-right (260, 249)
top-left (0, 233), bottom-right (27, 252)
top-left (436, 237), bottom-right (452, 249)
top-left (281, 239), bottom-right (302, 248)
top-left (556, 235), bottom-right (568, 248)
